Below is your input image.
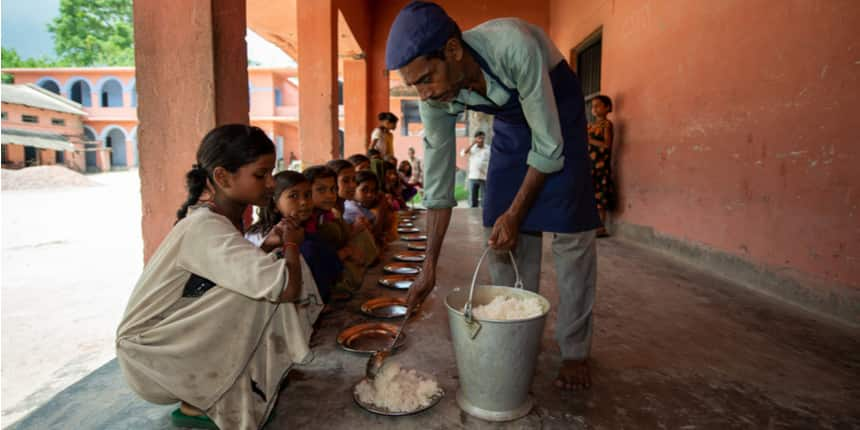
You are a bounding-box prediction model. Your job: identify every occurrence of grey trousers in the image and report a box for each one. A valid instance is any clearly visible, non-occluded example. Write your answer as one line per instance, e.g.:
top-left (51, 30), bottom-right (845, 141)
top-left (485, 228), bottom-right (597, 360)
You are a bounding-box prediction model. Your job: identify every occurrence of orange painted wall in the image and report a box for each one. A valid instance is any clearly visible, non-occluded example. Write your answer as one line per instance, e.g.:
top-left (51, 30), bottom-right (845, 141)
top-left (297, 0), bottom-right (339, 165)
top-left (343, 59), bottom-right (369, 158)
top-left (249, 71), bottom-right (276, 117)
top-left (549, 0), bottom-right (860, 288)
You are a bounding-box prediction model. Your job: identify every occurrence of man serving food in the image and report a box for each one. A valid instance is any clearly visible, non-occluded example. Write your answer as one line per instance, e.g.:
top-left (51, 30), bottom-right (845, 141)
top-left (386, 1), bottom-right (601, 391)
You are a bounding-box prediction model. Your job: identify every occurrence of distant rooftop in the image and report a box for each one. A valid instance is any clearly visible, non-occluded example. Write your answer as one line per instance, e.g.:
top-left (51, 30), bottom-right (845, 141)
top-left (1, 84), bottom-right (87, 116)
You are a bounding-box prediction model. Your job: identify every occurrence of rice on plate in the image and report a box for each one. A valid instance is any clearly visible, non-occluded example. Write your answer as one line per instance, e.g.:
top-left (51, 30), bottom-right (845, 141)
top-left (355, 362), bottom-right (442, 413)
top-left (470, 295), bottom-right (544, 320)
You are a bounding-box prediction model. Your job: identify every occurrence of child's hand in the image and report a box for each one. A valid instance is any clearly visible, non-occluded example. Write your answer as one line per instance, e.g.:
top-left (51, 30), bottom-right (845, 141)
top-left (337, 246), bottom-right (353, 262)
top-left (350, 246), bottom-right (364, 263)
top-left (378, 195), bottom-right (391, 211)
top-left (282, 215), bottom-right (304, 246)
top-left (353, 216), bottom-right (370, 232)
top-left (261, 222), bottom-right (285, 252)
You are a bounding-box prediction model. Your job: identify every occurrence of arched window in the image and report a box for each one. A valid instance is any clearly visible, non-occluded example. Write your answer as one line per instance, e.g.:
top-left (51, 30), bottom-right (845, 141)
top-left (100, 79), bottom-right (124, 107)
top-left (38, 79), bottom-right (61, 94)
top-left (69, 80), bottom-right (92, 106)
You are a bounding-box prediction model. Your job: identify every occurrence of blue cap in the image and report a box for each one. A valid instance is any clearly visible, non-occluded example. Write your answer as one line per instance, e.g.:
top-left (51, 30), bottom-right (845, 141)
top-left (385, 2), bottom-right (459, 70)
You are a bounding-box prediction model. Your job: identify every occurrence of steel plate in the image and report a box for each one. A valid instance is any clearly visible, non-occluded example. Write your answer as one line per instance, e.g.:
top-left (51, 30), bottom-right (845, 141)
top-left (337, 322), bottom-right (407, 354)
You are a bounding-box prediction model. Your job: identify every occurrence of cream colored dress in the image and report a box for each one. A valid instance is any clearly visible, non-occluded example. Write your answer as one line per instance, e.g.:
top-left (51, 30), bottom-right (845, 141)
top-left (116, 206), bottom-right (322, 429)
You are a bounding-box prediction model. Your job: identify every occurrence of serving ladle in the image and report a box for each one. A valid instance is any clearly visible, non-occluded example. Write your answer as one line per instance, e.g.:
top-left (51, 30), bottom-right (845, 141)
top-left (365, 307), bottom-right (411, 381)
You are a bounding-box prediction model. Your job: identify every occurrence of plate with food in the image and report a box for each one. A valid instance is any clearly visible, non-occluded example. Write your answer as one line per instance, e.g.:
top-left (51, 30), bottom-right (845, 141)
top-left (353, 363), bottom-right (444, 416)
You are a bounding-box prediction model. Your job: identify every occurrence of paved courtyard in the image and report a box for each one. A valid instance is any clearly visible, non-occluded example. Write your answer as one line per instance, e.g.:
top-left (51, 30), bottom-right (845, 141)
top-left (1, 170), bottom-right (143, 427)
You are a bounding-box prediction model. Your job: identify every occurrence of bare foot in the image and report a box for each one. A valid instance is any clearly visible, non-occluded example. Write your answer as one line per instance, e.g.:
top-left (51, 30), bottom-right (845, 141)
top-left (554, 359), bottom-right (591, 391)
top-left (180, 401), bottom-right (205, 416)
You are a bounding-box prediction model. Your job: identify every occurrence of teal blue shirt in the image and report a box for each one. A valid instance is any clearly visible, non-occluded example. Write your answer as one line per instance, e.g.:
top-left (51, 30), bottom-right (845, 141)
top-left (418, 18), bottom-right (566, 208)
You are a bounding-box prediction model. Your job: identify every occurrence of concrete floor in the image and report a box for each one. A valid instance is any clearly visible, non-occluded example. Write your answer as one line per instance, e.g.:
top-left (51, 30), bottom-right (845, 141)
top-left (10, 209), bottom-right (860, 429)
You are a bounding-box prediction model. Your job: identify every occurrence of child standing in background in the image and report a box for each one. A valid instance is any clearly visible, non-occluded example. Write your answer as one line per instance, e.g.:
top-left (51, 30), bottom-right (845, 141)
top-left (368, 112), bottom-right (398, 157)
top-left (587, 95), bottom-right (616, 237)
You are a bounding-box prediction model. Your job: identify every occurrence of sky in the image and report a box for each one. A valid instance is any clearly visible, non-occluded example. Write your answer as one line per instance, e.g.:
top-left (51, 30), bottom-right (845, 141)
top-left (1, 0), bottom-right (295, 66)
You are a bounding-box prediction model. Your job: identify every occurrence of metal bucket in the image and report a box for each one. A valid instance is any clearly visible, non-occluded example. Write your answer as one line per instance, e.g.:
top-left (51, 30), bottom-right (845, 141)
top-left (445, 248), bottom-right (550, 422)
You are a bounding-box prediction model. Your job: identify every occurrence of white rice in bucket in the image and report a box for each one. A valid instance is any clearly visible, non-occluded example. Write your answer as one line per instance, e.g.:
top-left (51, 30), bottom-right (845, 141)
top-left (356, 362), bottom-right (441, 412)
top-left (470, 295), bottom-right (544, 320)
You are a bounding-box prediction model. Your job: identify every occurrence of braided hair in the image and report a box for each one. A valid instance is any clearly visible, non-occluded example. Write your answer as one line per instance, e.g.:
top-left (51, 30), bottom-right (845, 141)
top-left (175, 124), bottom-right (275, 222)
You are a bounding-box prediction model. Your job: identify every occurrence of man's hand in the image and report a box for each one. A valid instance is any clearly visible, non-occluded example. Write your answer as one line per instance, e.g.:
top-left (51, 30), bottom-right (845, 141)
top-left (488, 210), bottom-right (521, 251)
top-left (406, 270), bottom-right (435, 312)
top-left (488, 166), bottom-right (547, 251)
top-left (406, 207), bottom-right (452, 312)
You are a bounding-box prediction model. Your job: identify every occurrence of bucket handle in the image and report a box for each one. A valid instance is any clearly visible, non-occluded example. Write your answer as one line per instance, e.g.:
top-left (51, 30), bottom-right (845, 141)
top-left (463, 247), bottom-right (523, 330)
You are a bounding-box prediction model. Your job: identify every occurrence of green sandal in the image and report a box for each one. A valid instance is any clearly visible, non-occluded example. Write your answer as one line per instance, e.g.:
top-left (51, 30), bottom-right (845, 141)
top-left (170, 407), bottom-right (276, 429)
top-left (171, 408), bottom-right (218, 429)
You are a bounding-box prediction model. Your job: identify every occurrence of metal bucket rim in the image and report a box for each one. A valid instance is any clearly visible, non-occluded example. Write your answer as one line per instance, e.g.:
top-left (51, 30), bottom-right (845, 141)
top-left (445, 285), bottom-right (550, 324)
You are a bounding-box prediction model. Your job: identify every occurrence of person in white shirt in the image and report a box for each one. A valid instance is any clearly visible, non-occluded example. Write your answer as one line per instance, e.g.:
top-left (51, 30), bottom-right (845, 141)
top-left (460, 131), bottom-right (490, 208)
top-left (367, 112), bottom-right (398, 158)
top-left (406, 147), bottom-right (423, 185)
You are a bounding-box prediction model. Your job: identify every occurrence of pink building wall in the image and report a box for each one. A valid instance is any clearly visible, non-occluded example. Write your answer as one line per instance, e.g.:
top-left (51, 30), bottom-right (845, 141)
top-left (548, 0), bottom-right (860, 290)
top-left (4, 67), bottom-right (304, 170)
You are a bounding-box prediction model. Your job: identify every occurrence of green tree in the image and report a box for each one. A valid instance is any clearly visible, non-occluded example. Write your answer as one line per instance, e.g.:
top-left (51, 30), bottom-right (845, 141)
top-left (2, 47), bottom-right (58, 68)
top-left (2, 48), bottom-right (62, 82)
top-left (47, 0), bottom-right (134, 66)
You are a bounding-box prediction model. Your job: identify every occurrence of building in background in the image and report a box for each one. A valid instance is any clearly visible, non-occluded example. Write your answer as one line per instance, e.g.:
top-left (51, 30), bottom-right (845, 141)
top-left (2, 66), bottom-right (303, 171)
top-left (0, 83), bottom-right (99, 171)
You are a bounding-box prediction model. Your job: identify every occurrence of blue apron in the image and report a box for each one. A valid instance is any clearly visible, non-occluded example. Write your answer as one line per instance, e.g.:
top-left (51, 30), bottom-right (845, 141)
top-left (463, 44), bottom-right (600, 234)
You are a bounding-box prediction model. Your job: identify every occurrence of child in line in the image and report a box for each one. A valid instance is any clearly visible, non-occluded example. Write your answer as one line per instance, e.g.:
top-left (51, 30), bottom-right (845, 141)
top-left (116, 124), bottom-right (322, 430)
top-left (245, 171), bottom-right (311, 248)
top-left (347, 153), bottom-right (371, 172)
top-left (383, 161), bottom-right (407, 210)
top-left (344, 170), bottom-right (386, 247)
top-left (375, 161), bottom-right (402, 242)
top-left (327, 158), bottom-right (380, 278)
top-left (303, 165), bottom-right (362, 299)
top-left (326, 159), bottom-right (358, 218)
top-left (245, 171), bottom-right (340, 304)
top-left (398, 160), bottom-right (419, 204)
